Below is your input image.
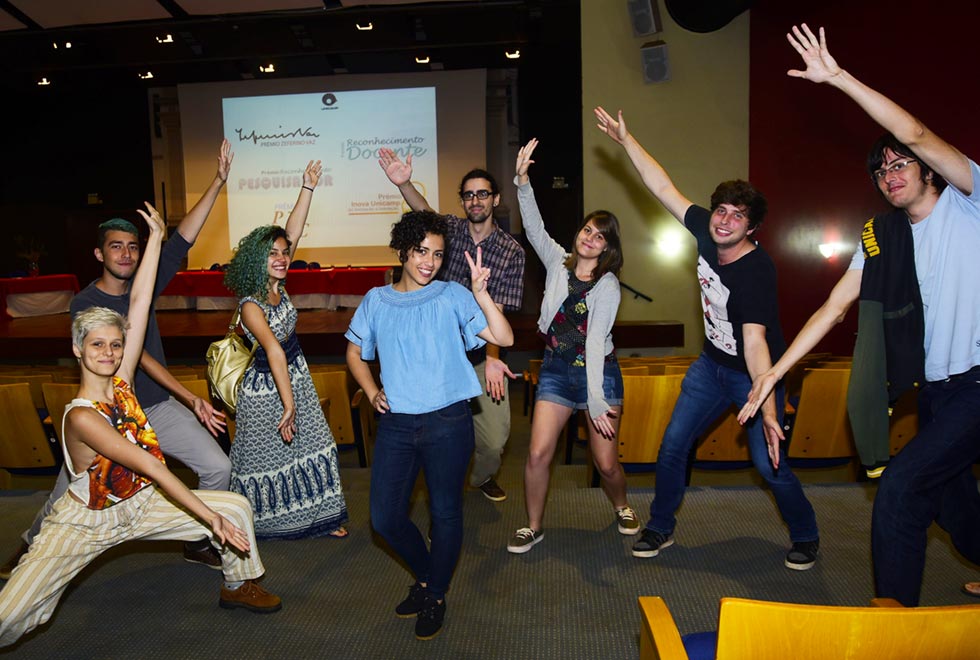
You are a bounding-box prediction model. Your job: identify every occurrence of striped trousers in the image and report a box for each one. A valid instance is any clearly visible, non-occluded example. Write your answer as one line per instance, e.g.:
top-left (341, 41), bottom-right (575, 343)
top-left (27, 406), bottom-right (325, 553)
top-left (0, 486), bottom-right (264, 647)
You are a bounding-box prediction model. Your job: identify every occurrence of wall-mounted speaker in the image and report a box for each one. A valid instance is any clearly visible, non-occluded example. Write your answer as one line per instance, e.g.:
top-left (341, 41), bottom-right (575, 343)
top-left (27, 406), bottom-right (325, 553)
top-left (640, 41), bottom-right (670, 84)
top-left (627, 0), bottom-right (662, 37)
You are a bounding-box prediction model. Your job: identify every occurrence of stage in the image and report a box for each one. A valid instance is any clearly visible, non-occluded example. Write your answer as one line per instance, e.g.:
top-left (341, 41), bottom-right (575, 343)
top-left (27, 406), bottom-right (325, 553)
top-left (0, 310), bottom-right (684, 362)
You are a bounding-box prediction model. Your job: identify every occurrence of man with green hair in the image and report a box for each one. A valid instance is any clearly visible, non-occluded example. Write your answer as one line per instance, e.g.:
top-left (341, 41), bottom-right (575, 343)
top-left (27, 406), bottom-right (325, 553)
top-left (1, 139), bottom-right (236, 578)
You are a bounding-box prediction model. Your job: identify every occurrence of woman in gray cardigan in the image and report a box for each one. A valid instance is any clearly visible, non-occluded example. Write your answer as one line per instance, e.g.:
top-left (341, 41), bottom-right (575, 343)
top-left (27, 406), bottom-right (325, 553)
top-left (507, 138), bottom-right (639, 554)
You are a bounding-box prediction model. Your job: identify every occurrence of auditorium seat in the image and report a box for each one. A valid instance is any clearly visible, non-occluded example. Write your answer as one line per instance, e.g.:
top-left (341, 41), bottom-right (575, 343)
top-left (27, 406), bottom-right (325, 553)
top-left (638, 595), bottom-right (980, 660)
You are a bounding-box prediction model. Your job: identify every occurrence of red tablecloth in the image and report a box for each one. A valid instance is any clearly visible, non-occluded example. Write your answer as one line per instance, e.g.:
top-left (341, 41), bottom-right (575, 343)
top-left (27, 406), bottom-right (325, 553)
top-left (0, 274), bottom-right (80, 317)
top-left (161, 267), bottom-right (388, 298)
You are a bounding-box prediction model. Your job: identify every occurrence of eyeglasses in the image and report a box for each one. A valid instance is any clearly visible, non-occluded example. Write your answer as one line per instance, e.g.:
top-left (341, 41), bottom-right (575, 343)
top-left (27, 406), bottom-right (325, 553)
top-left (873, 158), bottom-right (917, 180)
top-left (461, 189), bottom-right (492, 202)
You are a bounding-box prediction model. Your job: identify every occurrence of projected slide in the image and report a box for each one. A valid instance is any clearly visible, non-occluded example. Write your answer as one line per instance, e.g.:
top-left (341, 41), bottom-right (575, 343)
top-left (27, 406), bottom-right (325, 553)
top-left (222, 87), bottom-right (438, 249)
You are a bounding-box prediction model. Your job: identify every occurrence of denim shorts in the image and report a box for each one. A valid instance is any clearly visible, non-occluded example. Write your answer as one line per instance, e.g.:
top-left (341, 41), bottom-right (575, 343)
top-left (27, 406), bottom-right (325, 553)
top-left (536, 349), bottom-right (624, 410)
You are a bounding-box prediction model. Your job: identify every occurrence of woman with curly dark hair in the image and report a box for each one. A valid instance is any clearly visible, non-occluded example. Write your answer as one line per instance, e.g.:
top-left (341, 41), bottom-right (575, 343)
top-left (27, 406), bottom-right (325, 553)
top-left (224, 160), bottom-right (348, 540)
top-left (345, 210), bottom-right (513, 641)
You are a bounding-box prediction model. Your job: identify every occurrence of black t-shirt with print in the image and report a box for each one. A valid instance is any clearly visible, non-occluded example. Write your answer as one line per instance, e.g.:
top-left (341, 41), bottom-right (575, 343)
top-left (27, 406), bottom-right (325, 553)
top-left (685, 205), bottom-right (786, 373)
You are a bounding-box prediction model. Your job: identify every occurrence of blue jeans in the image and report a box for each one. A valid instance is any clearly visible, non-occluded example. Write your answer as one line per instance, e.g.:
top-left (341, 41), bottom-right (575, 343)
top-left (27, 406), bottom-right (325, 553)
top-left (647, 353), bottom-right (819, 543)
top-left (369, 400), bottom-right (474, 601)
top-left (872, 367), bottom-right (980, 606)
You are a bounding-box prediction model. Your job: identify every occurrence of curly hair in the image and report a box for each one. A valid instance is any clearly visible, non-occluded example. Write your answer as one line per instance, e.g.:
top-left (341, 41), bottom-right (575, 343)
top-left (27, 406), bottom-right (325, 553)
top-left (710, 180), bottom-right (768, 231)
top-left (389, 210), bottom-right (449, 263)
top-left (224, 225), bottom-right (291, 299)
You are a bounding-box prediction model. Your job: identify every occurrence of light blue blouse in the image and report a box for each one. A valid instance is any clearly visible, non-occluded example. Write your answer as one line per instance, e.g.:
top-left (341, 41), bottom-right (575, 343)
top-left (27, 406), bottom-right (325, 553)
top-left (345, 281), bottom-right (488, 414)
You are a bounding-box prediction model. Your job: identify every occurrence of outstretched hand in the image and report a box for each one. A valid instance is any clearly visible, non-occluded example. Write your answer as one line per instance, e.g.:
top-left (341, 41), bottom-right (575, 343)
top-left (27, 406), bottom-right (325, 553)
top-left (210, 513), bottom-right (251, 553)
top-left (378, 148), bottom-right (413, 186)
top-left (465, 246), bottom-right (491, 295)
top-left (217, 138), bottom-right (234, 182)
top-left (737, 371), bottom-right (779, 425)
top-left (516, 138), bottom-right (538, 184)
top-left (136, 202), bottom-right (166, 235)
top-left (594, 106), bottom-right (628, 145)
top-left (303, 160), bottom-right (324, 188)
top-left (592, 409), bottom-right (618, 439)
top-left (786, 24), bottom-right (842, 83)
top-left (192, 396), bottom-right (227, 437)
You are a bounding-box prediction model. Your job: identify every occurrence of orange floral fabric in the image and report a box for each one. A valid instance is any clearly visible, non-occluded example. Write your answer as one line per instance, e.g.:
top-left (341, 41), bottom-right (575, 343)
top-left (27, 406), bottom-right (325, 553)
top-left (83, 377), bottom-right (166, 510)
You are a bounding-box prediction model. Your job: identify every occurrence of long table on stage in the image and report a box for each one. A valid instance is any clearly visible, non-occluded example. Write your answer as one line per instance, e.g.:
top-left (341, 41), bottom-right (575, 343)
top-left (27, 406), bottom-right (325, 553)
top-left (158, 267), bottom-right (389, 310)
top-left (0, 274), bottom-right (80, 318)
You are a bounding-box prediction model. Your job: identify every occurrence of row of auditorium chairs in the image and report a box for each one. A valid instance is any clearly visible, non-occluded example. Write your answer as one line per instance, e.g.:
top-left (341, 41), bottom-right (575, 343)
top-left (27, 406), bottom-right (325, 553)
top-left (521, 353), bottom-right (917, 483)
top-left (0, 361), bottom-right (379, 487)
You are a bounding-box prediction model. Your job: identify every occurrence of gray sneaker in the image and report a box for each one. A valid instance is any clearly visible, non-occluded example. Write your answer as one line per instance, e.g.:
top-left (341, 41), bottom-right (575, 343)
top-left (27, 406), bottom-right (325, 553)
top-left (478, 477), bottom-right (507, 502)
top-left (616, 506), bottom-right (641, 535)
top-left (631, 529), bottom-right (674, 558)
top-left (507, 527), bottom-right (543, 554)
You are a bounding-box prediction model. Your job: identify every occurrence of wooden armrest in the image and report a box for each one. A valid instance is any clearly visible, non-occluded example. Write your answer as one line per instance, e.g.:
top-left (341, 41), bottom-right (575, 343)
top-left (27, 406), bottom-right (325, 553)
top-left (639, 597), bottom-right (689, 660)
top-left (351, 388), bottom-right (365, 407)
top-left (870, 598), bottom-right (905, 608)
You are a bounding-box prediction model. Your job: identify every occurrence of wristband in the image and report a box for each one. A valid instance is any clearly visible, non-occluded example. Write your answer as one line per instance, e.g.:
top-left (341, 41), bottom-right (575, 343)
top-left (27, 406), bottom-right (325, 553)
top-left (302, 185), bottom-right (314, 192)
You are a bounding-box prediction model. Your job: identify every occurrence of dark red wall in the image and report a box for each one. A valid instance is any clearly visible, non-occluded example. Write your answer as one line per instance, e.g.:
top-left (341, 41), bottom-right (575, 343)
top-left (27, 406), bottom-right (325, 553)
top-left (750, 1), bottom-right (980, 353)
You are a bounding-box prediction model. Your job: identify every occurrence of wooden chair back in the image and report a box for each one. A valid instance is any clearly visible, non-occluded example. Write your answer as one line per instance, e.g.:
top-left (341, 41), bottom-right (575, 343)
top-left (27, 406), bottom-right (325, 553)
top-left (0, 374), bottom-right (54, 410)
top-left (41, 382), bottom-right (79, 444)
top-left (0, 383), bottom-right (57, 469)
top-left (639, 596), bottom-right (980, 660)
top-left (617, 374), bottom-right (684, 464)
top-left (310, 370), bottom-right (355, 446)
top-left (787, 368), bottom-right (856, 459)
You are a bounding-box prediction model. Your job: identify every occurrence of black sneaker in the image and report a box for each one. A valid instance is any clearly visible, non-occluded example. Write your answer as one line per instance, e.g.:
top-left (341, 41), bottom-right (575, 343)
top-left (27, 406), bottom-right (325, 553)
top-left (395, 582), bottom-right (427, 618)
top-left (183, 541), bottom-right (222, 570)
top-left (415, 594), bottom-right (446, 640)
top-left (478, 477), bottom-right (507, 502)
top-left (507, 527), bottom-right (544, 554)
top-left (631, 529), bottom-right (674, 558)
top-left (785, 540), bottom-right (819, 571)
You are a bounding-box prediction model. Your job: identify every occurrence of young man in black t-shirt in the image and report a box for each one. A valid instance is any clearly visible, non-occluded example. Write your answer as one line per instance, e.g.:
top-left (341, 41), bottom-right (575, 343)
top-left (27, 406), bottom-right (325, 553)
top-left (595, 107), bottom-right (820, 570)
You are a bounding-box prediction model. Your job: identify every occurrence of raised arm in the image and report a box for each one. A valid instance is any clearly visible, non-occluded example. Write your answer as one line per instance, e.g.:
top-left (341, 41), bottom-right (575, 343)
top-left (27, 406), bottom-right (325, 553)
top-left (240, 302), bottom-right (296, 442)
top-left (738, 268), bottom-right (862, 423)
top-left (119, 203), bottom-right (166, 382)
top-left (514, 139), bottom-right (573, 267)
top-left (467, 247), bottom-right (514, 349)
top-left (787, 24), bottom-right (972, 195)
top-left (175, 138), bottom-right (234, 244)
top-left (594, 107), bottom-right (694, 223)
top-left (283, 159), bottom-right (323, 252)
top-left (378, 148), bottom-right (434, 212)
top-left (66, 409), bottom-right (249, 552)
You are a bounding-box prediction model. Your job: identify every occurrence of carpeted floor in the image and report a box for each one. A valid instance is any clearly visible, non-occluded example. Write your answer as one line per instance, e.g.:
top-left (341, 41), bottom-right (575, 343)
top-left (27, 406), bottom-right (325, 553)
top-left (2, 470), bottom-right (978, 659)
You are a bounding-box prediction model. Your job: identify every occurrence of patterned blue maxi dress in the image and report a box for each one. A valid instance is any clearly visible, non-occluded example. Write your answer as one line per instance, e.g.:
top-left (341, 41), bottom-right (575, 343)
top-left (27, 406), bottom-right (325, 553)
top-left (230, 290), bottom-right (348, 539)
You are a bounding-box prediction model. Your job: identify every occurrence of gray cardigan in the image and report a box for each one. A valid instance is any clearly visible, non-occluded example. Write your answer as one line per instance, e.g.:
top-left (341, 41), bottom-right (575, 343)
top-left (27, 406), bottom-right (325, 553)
top-left (516, 177), bottom-right (620, 419)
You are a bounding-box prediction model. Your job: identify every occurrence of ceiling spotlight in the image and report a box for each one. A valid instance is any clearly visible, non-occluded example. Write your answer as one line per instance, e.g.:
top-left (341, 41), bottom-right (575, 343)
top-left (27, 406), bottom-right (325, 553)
top-left (37, 77), bottom-right (51, 86)
top-left (259, 64), bottom-right (276, 73)
top-left (155, 34), bottom-right (174, 44)
top-left (138, 71), bottom-right (154, 80)
top-left (356, 22), bottom-right (373, 31)
top-left (65, 42), bottom-right (71, 48)
top-left (415, 56), bottom-right (430, 64)
top-left (52, 42), bottom-right (57, 49)
top-left (505, 49), bottom-right (520, 59)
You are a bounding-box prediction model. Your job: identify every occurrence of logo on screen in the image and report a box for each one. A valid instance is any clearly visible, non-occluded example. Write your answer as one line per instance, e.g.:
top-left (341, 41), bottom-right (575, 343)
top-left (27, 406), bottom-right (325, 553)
top-left (322, 93), bottom-right (338, 109)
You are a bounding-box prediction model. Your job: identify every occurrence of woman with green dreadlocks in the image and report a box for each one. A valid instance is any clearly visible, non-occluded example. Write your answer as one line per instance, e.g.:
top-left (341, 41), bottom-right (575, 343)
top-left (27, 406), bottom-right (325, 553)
top-left (223, 160), bottom-right (348, 539)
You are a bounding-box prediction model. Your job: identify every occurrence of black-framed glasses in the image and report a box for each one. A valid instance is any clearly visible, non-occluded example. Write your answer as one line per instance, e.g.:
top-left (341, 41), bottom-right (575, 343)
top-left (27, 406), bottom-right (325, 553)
top-left (461, 189), bottom-right (492, 201)
top-left (873, 159), bottom-right (917, 180)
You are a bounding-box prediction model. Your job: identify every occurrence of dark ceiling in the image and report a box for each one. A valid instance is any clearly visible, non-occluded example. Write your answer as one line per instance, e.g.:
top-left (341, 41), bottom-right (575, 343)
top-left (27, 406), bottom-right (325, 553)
top-left (0, 0), bottom-right (576, 92)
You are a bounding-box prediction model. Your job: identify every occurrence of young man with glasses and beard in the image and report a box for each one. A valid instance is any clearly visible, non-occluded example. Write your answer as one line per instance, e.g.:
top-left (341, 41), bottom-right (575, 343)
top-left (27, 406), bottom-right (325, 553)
top-left (739, 24), bottom-right (980, 606)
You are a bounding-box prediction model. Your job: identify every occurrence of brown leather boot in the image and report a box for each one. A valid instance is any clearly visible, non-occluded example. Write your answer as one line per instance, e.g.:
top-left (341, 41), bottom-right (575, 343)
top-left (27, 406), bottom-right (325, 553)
top-left (219, 579), bottom-right (282, 613)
